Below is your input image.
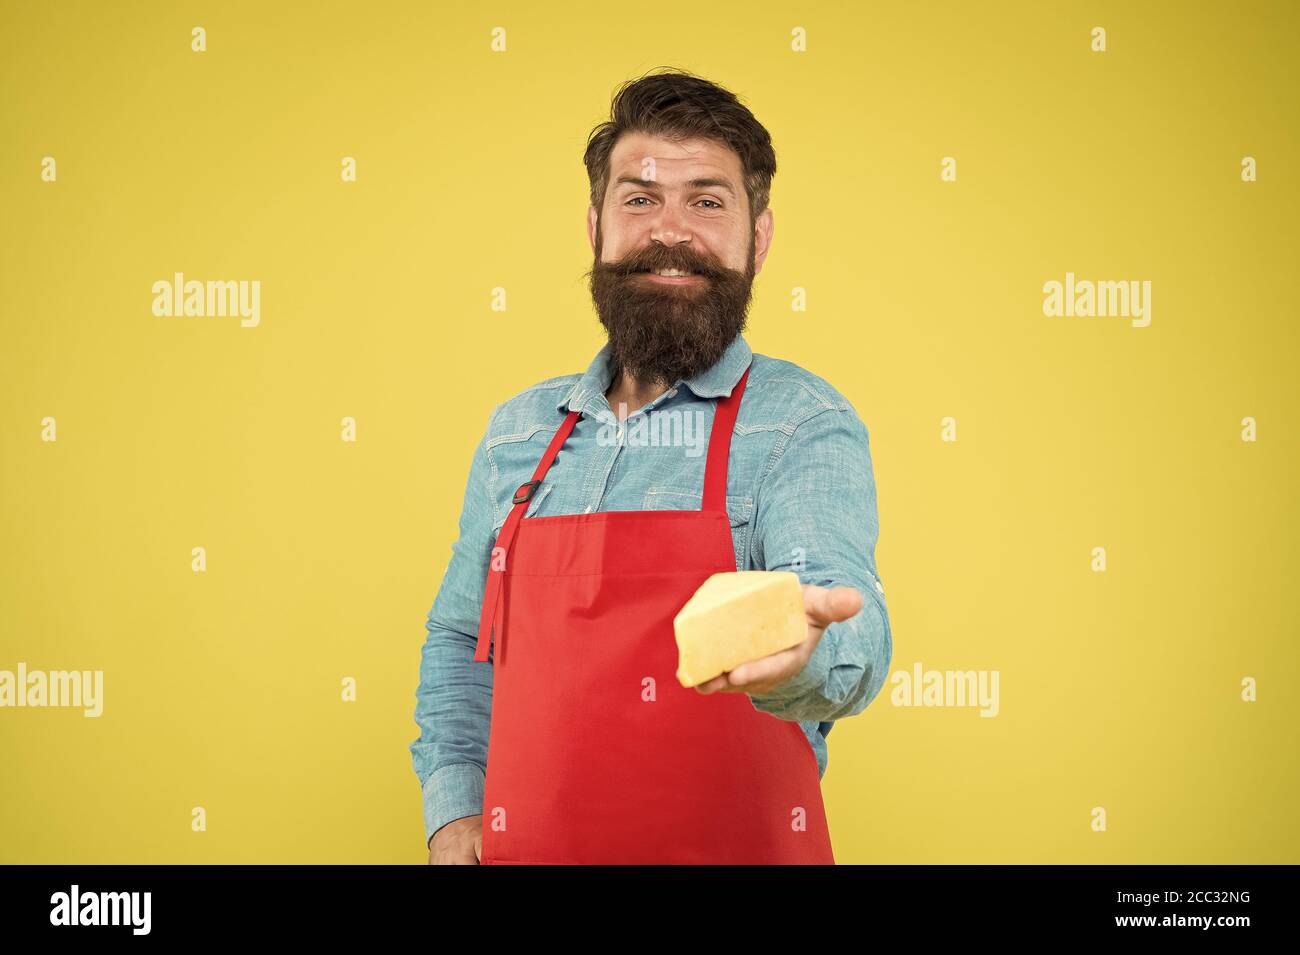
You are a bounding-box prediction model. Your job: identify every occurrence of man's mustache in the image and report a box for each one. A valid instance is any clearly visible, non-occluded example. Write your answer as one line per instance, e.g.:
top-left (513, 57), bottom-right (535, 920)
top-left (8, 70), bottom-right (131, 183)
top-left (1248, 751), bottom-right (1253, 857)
top-left (600, 253), bottom-right (729, 279)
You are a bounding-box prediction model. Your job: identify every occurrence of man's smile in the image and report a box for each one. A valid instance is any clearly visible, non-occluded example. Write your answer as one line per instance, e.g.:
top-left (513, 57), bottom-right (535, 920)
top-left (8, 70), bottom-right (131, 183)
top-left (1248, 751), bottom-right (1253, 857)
top-left (635, 269), bottom-right (705, 286)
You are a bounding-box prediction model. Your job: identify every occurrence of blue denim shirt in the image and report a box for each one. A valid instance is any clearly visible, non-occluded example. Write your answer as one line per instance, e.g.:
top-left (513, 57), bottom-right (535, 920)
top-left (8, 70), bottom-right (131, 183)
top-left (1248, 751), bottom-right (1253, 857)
top-left (412, 334), bottom-right (893, 845)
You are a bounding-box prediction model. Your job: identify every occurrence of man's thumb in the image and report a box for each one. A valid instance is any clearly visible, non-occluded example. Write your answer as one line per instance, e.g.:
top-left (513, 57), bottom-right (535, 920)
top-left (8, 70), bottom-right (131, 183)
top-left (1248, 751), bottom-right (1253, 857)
top-left (819, 585), bottom-right (862, 623)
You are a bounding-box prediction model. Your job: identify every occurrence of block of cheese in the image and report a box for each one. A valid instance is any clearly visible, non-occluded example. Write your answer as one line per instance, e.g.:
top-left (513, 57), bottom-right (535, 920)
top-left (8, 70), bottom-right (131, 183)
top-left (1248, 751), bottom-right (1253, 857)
top-left (674, 571), bottom-right (806, 687)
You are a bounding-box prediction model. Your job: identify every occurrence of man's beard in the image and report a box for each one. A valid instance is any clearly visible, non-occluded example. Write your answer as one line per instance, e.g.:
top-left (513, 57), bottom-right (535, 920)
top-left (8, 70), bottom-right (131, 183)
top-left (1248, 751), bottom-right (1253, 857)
top-left (586, 224), bottom-right (755, 388)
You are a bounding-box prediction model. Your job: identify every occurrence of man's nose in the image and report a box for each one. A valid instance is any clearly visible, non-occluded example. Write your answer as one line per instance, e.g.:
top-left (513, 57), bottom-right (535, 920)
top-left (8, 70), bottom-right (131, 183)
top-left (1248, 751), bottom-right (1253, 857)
top-left (649, 204), bottom-right (693, 246)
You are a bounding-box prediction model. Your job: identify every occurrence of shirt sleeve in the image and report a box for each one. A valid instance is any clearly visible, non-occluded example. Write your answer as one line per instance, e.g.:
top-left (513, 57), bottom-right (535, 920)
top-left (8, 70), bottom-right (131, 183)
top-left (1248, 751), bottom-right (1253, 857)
top-left (745, 405), bottom-right (893, 723)
top-left (410, 412), bottom-right (499, 846)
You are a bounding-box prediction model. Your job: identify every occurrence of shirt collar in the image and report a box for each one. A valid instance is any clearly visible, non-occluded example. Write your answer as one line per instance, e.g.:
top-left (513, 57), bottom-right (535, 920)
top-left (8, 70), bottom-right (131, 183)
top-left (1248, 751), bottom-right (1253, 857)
top-left (557, 334), bottom-right (753, 416)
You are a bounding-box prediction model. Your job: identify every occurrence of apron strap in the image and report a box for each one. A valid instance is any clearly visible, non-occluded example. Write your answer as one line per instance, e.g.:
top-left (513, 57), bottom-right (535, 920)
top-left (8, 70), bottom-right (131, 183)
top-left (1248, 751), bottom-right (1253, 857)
top-left (701, 364), bottom-right (751, 513)
top-left (474, 410), bottom-right (580, 663)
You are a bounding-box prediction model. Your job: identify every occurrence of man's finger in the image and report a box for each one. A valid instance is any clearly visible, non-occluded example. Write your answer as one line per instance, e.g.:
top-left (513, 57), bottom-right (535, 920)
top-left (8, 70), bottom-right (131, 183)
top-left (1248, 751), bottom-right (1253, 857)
top-left (695, 673), bottom-right (730, 694)
top-left (728, 644), bottom-right (803, 685)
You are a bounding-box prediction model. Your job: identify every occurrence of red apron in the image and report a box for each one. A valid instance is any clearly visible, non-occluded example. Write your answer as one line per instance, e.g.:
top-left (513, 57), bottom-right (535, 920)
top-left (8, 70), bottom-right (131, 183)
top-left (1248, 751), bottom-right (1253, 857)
top-left (473, 364), bottom-right (835, 864)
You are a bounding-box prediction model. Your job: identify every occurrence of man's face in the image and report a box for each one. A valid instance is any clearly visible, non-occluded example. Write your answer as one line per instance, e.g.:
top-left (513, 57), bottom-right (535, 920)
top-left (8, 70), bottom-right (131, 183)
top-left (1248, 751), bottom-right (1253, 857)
top-left (586, 132), bottom-right (773, 388)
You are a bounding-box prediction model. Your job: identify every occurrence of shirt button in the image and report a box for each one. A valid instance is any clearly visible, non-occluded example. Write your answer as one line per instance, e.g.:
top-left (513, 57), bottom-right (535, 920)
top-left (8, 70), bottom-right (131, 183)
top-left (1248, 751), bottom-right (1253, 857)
top-left (874, 580), bottom-right (885, 594)
top-left (585, 504), bottom-right (594, 513)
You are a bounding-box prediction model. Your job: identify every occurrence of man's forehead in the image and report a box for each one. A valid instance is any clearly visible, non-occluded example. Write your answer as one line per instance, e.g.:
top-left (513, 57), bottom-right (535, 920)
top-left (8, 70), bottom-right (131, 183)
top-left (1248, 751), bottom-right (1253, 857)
top-left (609, 133), bottom-right (741, 181)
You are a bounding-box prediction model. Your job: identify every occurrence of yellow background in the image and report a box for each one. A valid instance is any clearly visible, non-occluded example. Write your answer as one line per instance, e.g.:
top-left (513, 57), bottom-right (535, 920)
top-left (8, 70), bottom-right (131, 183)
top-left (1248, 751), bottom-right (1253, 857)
top-left (2, 1), bottom-right (1296, 863)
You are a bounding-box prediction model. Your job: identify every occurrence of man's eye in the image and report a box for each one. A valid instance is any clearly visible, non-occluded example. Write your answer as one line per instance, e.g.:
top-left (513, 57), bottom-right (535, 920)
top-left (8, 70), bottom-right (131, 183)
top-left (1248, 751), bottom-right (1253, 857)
top-left (624, 197), bottom-right (722, 209)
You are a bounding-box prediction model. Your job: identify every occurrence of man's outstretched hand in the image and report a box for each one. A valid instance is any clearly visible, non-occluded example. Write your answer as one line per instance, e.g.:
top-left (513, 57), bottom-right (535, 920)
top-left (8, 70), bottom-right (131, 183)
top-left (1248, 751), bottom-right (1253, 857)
top-left (693, 583), bottom-right (862, 697)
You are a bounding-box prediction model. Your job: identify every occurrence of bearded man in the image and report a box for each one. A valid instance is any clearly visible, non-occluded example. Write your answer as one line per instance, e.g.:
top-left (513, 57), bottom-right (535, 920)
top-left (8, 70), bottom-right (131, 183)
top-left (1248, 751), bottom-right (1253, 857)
top-left (413, 68), bottom-right (893, 865)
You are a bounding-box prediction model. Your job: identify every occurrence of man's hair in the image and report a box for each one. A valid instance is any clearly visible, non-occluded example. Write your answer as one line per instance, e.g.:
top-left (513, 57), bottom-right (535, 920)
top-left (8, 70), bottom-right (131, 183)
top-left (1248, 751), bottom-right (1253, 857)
top-left (583, 68), bottom-right (777, 225)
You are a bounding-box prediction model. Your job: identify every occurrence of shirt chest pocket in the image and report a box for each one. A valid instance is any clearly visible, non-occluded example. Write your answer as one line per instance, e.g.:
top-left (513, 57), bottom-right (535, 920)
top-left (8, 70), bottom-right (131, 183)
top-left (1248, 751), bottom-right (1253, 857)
top-left (642, 487), bottom-right (753, 571)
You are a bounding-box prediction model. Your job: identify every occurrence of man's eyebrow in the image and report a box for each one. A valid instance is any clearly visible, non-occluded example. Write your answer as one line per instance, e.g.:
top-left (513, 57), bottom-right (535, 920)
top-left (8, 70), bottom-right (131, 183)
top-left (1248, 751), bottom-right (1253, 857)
top-left (614, 175), bottom-right (736, 196)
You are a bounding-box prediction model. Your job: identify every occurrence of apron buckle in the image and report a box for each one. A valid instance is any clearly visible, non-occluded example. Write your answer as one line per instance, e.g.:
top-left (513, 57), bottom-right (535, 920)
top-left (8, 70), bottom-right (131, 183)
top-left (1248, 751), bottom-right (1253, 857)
top-left (512, 479), bottom-right (543, 504)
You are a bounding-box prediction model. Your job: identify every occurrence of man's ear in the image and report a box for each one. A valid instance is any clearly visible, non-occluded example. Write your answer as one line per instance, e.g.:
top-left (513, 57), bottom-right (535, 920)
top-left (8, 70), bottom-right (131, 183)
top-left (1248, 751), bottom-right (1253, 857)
top-left (752, 207), bottom-right (774, 276)
top-left (587, 206), bottom-right (598, 254)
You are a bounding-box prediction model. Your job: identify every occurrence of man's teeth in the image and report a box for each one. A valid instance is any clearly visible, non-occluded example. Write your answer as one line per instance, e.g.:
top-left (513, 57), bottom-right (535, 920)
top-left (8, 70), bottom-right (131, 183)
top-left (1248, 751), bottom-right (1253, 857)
top-left (652, 268), bottom-right (693, 276)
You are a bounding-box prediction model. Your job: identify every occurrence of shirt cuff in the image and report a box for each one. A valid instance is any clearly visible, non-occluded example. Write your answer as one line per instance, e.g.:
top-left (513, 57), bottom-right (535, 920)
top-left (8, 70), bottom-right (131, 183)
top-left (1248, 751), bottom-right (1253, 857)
top-left (423, 763), bottom-right (486, 846)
